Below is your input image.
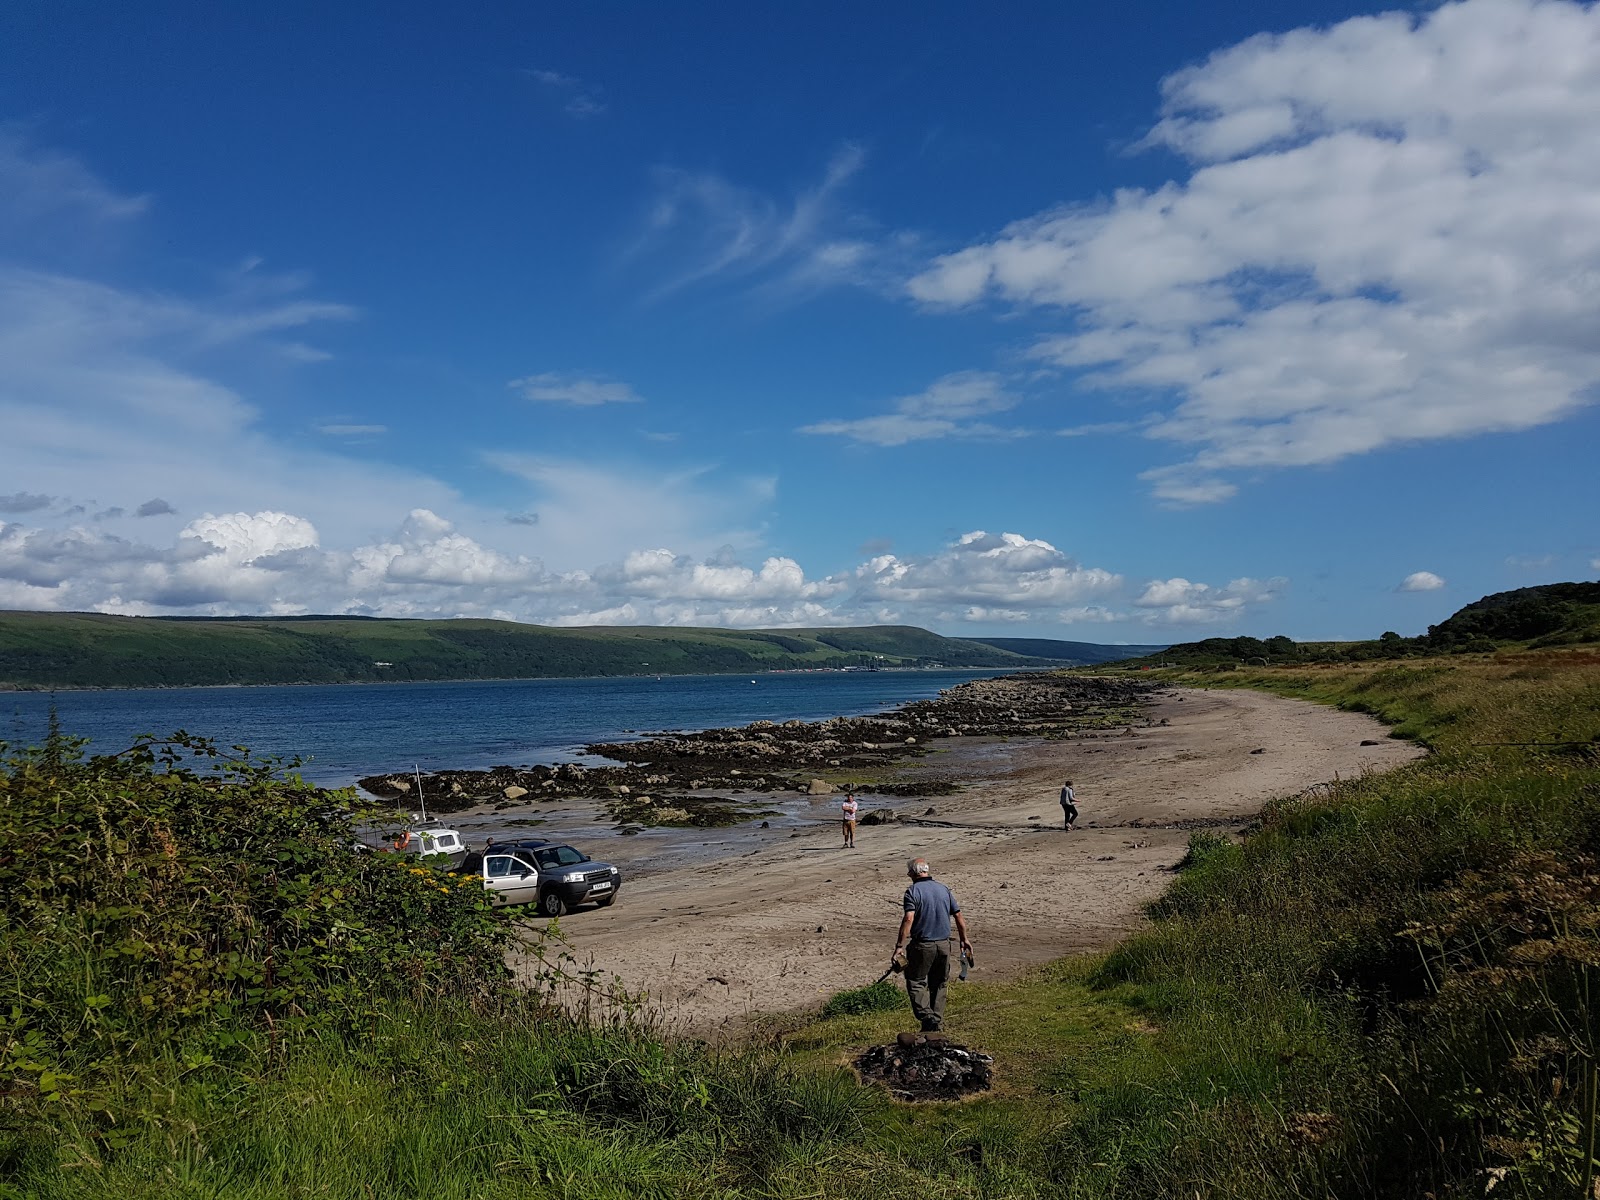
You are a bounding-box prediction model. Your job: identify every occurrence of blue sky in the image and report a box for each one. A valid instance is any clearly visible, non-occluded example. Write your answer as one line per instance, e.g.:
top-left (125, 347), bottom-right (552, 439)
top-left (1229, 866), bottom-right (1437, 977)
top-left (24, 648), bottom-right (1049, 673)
top-left (1, 0), bottom-right (1597, 641)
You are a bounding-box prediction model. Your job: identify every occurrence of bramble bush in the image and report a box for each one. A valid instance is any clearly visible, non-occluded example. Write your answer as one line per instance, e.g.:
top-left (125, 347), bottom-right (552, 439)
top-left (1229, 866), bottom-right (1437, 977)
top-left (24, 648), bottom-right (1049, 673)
top-left (0, 729), bottom-right (512, 1114)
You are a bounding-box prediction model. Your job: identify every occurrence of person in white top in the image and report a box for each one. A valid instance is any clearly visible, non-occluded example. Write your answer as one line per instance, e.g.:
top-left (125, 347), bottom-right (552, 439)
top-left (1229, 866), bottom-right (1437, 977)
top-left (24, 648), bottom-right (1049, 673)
top-left (841, 793), bottom-right (858, 848)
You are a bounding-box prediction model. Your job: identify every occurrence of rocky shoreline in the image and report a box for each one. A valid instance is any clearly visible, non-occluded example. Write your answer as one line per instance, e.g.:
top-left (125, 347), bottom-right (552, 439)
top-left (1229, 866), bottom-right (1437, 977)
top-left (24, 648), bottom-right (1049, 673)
top-left (357, 672), bottom-right (1163, 828)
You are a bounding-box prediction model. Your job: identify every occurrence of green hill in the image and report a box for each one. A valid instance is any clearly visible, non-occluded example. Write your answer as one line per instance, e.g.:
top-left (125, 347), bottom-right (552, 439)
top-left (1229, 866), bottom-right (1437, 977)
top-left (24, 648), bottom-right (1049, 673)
top-left (968, 636), bottom-right (1167, 665)
top-left (0, 612), bottom-right (1082, 689)
top-left (1095, 581), bottom-right (1600, 669)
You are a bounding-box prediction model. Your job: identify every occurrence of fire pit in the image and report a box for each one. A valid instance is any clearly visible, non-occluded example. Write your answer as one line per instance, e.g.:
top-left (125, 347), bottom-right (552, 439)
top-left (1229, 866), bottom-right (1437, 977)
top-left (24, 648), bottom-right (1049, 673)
top-left (855, 1033), bottom-right (994, 1101)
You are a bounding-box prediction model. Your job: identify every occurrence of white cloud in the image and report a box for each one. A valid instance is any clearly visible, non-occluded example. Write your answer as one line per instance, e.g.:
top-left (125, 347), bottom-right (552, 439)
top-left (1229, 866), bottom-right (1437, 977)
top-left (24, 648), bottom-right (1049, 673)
top-left (0, 129), bottom-right (148, 237)
top-left (509, 372), bottom-right (644, 406)
top-left (852, 531), bottom-right (1123, 617)
top-left (907, 0), bottom-right (1600, 502)
top-left (316, 423), bottom-right (387, 436)
top-left (625, 144), bottom-right (881, 301)
top-left (484, 454), bottom-right (775, 570)
top-left (800, 371), bottom-right (1026, 446)
top-left (525, 68), bottom-right (607, 118)
top-left (1133, 575), bottom-right (1287, 624)
top-left (0, 509), bottom-right (1283, 634)
top-left (1399, 570), bottom-right (1446, 592)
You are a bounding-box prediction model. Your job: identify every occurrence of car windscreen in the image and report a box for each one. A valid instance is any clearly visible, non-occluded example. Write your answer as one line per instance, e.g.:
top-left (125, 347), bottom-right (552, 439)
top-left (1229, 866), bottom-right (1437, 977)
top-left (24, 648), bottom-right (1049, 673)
top-left (553, 846), bottom-right (586, 866)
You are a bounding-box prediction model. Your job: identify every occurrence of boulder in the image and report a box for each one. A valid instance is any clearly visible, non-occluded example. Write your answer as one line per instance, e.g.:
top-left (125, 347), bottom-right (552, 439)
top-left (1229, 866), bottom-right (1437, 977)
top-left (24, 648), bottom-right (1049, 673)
top-left (502, 785), bottom-right (528, 800)
top-left (807, 779), bottom-right (836, 796)
top-left (860, 809), bottom-right (897, 826)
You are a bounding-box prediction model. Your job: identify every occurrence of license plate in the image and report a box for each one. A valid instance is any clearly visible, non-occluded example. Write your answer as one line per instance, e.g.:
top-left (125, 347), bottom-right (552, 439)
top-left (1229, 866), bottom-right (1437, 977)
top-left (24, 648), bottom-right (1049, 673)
top-left (590, 881), bottom-right (612, 892)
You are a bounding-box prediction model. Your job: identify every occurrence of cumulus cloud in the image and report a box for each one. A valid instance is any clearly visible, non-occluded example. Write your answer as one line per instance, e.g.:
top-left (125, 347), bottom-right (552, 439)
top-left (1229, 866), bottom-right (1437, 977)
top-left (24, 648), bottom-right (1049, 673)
top-left (1399, 570), bottom-right (1446, 592)
top-left (510, 373), bottom-right (644, 406)
top-left (0, 509), bottom-right (1284, 634)
top-left (800, 371), bottom-right (1025, 446)
top-left (852, 531), bottom-right (1123, 622)
top-left (907, 0), bottom-right (1600, 503)
top-left (1133, 575), bottom-right (1287, 624)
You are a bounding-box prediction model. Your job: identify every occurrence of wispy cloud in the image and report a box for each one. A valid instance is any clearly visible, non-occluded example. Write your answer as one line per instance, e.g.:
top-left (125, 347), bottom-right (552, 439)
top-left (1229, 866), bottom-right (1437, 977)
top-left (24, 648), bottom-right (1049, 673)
top-left (315, 423), bottom-right (388, 436)
top-left (135, 498), bottom-right (176, 517)
top-left (524, 68), bottom-right (607, 118)
top-left (801, 371), bottom-right (1026, 446)
top-left (509, 372), bottom-right (644, 406)
top-left (625, 144), bottom-right (880, 302)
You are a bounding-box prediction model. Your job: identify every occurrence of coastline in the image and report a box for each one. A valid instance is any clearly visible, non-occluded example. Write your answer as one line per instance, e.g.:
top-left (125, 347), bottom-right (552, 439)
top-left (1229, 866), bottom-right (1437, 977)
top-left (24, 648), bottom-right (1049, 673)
top-left (0, 663), bottom-right (1005, 695)
top-left (514, 680), bottom-right (1424, 1032)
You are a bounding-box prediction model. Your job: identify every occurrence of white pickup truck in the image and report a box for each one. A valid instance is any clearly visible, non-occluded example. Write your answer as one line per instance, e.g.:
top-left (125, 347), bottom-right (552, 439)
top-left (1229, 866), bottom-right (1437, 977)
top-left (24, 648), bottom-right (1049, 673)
top-left (455, 843), bottom-right (622, 917)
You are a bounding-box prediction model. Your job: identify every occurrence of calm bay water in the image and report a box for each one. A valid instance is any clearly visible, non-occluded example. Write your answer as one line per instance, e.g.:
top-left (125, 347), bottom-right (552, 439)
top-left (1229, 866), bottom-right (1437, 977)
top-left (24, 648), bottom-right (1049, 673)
top-left (0, 670), bottom-right (1003, 787)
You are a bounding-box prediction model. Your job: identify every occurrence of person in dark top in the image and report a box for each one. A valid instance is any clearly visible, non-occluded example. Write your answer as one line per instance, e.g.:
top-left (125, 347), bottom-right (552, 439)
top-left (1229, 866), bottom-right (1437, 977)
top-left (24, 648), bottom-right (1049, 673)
top-left (891, 856), bottom-right (973, 1033)
top-left (1060, 780), bottom-right (1077, 830)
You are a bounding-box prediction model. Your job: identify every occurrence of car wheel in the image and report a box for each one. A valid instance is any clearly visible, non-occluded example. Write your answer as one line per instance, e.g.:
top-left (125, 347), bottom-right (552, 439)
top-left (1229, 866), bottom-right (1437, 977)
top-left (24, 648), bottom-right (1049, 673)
top-left (537, 889), bottom-right (565, 918)
top-left (595, 894), bottom-right (616, 908)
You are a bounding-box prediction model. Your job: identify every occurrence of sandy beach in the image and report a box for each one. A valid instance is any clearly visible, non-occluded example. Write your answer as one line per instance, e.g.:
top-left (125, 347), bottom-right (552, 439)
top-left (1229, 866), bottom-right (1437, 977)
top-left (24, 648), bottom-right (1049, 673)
top-left (515, 685), bottom-right (1424, 1032)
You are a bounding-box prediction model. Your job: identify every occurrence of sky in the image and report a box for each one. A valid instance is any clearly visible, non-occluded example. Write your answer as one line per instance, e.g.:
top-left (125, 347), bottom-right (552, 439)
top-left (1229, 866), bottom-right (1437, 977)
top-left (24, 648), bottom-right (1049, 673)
top-left (1, 0), bottom-right (1597, 643)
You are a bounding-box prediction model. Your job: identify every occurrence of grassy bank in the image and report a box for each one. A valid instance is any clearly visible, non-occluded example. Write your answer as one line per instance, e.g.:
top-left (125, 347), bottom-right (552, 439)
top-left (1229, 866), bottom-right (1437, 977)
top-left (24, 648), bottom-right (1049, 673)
top-left (5, 653), bottom-right (1597, 1197)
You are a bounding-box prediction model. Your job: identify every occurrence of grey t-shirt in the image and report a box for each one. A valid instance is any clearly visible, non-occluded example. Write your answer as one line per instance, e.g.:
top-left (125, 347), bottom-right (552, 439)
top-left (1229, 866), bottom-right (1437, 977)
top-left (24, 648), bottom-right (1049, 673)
top-left (903, 878), bottom-right (961, 942)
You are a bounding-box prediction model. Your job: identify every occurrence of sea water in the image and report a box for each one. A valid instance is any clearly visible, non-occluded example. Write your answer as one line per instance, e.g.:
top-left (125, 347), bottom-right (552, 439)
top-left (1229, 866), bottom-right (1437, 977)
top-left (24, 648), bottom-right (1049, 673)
top-left (0, 670), bottom-right (1004, 787)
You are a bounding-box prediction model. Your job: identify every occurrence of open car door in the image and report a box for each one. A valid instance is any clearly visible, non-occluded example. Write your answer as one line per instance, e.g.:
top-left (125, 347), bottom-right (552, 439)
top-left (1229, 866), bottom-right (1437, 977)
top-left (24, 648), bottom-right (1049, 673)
top-left (482, 853), bottom-right (540, 906)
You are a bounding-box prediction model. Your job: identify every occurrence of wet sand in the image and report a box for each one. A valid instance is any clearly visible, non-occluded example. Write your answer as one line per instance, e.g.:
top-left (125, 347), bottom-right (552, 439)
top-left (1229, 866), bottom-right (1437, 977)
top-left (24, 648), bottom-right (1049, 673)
top-left (507, 686), bottom-right (1424, 1032)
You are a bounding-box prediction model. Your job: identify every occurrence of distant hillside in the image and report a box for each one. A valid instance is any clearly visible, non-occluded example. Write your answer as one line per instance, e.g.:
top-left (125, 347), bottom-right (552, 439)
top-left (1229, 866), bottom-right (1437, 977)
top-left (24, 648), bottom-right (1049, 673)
top-left (967, 637), bottom-right (1167, 665)
top-left (0, 612), bottom-right (1075, 689)
top-left (1093, 581), bottom-right (1600, 669)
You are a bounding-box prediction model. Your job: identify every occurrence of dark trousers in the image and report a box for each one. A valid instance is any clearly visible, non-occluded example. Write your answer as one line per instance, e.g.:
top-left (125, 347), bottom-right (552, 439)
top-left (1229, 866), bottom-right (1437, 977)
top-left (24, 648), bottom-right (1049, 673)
top-left (904, 938), bottom-right (950, 1031)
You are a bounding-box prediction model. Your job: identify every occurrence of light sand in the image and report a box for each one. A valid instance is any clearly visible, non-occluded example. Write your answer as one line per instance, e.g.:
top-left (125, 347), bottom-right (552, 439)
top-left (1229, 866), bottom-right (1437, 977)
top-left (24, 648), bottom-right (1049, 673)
top-left (516, 687), bottom-right (1423, 1033)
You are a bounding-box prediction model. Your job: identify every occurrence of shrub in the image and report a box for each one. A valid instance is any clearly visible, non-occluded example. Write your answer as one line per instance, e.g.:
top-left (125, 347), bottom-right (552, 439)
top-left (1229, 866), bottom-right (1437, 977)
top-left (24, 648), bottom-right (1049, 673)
top-left (0, 731), bottom-right (513, 1112)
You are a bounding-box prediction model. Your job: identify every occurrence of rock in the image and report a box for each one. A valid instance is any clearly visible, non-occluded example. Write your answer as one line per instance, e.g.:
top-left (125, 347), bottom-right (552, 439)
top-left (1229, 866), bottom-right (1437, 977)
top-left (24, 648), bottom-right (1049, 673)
top-left (1361, 739), bottom-right (1380, 746)
top-left (923, 807), bottom-right (937, 816)
top-left (760, 820), bottom-right (770, 828)
top-left (615, 784), bottom-right (631, 795)
top-left (652, 806), bottom-right (690, 823)
top-left (502, 785), bottom-right (528, 800)
top-left (860, 809), bottom-right (898, 826)
top-left (807, 778), bottom-right (836, 796)
top-left (905, 737), bottom-right (917, 744)
top-left (1250, 748), bottom-right (1266, 755)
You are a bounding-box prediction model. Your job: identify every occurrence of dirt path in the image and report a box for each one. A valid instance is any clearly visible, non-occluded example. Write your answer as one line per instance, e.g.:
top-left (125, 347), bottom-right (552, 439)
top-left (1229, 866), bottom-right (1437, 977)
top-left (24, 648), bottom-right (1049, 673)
top-left (517, 687), bottom-right (1423, 1033)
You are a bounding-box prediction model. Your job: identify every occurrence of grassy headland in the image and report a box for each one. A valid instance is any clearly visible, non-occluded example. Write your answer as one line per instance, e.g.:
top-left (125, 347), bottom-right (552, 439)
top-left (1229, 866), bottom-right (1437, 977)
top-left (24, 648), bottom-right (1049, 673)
top-left (0, 611), bottom-right (1149, 689)
top-left (4, 607), bottom-right (1598, 1195)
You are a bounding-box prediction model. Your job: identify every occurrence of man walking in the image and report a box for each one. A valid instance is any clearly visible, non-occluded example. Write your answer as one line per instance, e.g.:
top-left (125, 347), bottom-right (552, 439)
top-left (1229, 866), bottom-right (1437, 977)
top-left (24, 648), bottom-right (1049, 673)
top-left (1060, 779), bottom-right (1077, 830)
top-left (891, 857), bottom-right (972, 1033)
